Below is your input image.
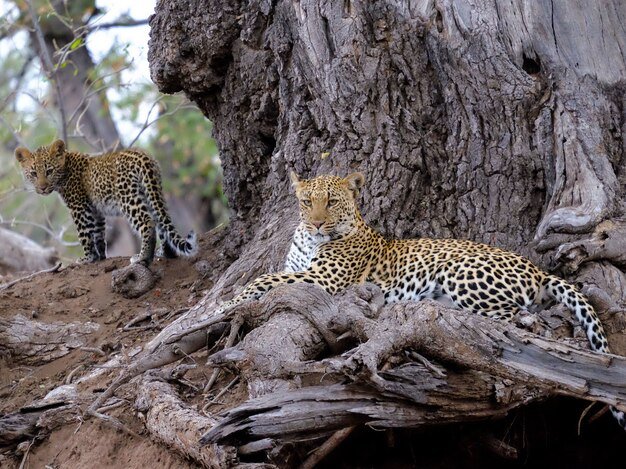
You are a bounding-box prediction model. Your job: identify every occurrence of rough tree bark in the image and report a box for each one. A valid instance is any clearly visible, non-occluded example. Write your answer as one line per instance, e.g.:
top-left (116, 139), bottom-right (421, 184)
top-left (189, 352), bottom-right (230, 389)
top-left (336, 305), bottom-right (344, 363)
top-left (83, 0), bottom-right (626, 465)
top-left (148, 0), bottom-right (626, 335)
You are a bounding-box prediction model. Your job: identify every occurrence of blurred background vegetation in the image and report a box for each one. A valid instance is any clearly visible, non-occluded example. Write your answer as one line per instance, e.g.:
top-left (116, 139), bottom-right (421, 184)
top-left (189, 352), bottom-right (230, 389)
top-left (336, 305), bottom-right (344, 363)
top-left (0, 0), bottom-right (227, 263)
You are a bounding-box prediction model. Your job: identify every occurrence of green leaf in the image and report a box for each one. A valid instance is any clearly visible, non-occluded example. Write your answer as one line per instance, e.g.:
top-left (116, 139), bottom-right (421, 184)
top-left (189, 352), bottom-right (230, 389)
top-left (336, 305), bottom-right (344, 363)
top-left (69, 38), bottom-right (83, 51)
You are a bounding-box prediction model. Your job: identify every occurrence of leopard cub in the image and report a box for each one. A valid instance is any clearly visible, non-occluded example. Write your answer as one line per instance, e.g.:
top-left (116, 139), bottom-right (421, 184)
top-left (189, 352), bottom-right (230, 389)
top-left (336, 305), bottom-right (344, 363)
top-left (15, 139), bottom-right (197, 266)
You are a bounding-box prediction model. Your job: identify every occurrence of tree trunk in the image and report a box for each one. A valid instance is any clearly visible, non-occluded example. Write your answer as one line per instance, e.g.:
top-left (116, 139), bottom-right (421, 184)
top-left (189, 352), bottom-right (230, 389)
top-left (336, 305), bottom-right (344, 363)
top-left (149, 0), bottom-right (626, 344)
top-left (145, 0), bottom-right (626, 463)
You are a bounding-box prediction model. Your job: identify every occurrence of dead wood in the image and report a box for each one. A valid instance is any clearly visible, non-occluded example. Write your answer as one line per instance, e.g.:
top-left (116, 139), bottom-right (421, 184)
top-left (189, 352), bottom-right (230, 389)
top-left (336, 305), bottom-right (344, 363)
top-left (0, 386), bottom-right (80, 447)
top-left (135, 377), bottom-right (238, 468)
top-left (200, 285), bottom-right (626, 447)
top-left (554, 219), bottom-right (626, 274)
top-left (0, 314), bottom-right (99, 366)
top-left (88, 322), bottom-right (229, 414)
top-left (206, 284), bottom-right (380, 398)
top-left (111, 262), bottom-right (158, 298)
top-left (0, 228), bottom-right (59, 277)
top-left (0, 262), bottom-right (61, 292)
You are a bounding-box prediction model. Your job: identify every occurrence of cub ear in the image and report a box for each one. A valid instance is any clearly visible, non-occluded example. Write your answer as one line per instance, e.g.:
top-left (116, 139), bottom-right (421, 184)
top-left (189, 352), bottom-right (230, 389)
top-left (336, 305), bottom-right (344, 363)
top-left (49, 139), bottom-right (66, 155)
top-left (290, 171), bottom-right (302, 189)
top-left (344, 172), bottom-right (365, 196)
top-left (14, 147), bottom-right (32, 165)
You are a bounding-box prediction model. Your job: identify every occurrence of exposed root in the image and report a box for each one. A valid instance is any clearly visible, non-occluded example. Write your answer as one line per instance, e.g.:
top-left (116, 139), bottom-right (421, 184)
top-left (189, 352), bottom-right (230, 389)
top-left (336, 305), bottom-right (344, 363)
top-left (204, 314), bottom-right (243, 393)
top-left (299, 426), bottom-right (355, 469)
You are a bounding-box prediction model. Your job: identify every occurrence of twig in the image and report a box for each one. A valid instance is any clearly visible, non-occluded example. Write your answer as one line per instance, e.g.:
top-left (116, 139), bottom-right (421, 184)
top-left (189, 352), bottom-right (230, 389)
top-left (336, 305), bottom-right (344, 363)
top-left (299, 426), bottom-right (355, 469)
top-left (87, 409), bottom-right (141, 438)
top-left (128, 98), bottom-right (195, 147)
top-left (26, 0), bottom-right (68, 142)
top-left (85, 18), bottom-right (149, 32)
top-left (204, 315), bottom-right (243, 393)
top-left (97, 398), bottom-right (128, 414)
top-left (202, 376), bottom-right (239, 411)
top-left (0, 262), bottom-right (62, 291)
top-left (80, 347), bottom-right (106, 357)
top-left (407, 350), bottom-right (447, 378)
top-left (0, 218), bottom-right (80, 247)
top-left (578, 401), bottom-right (597, 435)
top-left (0, 114), bottom-right (26, 147)
top-left (65, 364), bottom-right (85, 384)
top-left (18, 439), bottom-right (35, 469)
top-left (123, 307), bottom-right (189, 331)
top-left (587, 404), bottom-right (610, 424)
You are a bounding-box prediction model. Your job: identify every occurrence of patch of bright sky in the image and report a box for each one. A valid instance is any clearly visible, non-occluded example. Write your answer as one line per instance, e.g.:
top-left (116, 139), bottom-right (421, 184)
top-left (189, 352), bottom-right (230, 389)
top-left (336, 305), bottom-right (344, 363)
top-left (0, 0), bottom-right (160, 146)
top-left (88, 0), bottom-right (157, 144)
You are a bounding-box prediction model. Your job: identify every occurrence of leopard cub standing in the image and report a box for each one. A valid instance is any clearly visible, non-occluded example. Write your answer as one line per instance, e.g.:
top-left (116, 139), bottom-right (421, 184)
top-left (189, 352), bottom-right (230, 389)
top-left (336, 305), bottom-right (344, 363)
top-left (15, 139), bottom-right (197, 266)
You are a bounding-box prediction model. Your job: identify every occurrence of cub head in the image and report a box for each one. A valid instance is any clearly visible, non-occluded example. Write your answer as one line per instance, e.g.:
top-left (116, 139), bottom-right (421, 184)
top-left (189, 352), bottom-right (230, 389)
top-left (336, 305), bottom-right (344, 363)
top-left (290, 171), bottom-right (365, 239)
top-left (15, 139), bottom-right (67, 195)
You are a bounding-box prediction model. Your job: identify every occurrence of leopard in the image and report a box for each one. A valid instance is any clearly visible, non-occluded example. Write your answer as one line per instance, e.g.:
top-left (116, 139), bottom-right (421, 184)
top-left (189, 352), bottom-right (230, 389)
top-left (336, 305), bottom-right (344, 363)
top-left (217, 171), bottom-right (625, 429)
top-left (15, 139), bottom-right (197, 266)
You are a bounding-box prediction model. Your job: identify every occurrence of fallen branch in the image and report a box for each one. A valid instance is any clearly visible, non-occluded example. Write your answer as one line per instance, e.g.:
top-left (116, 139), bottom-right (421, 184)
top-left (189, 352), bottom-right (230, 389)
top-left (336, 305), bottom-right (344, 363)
top-left (0, 262), bottom-right (61, 292)
top-left (135, 377), bottom-right (238, 468)
top-left (0, 313), bottom-right (99, 365)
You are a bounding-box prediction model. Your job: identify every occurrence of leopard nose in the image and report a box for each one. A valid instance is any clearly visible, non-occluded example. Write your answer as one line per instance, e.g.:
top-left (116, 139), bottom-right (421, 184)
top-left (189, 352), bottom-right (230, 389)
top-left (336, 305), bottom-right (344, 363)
top-left (311, 221), bottom-right (324, 229)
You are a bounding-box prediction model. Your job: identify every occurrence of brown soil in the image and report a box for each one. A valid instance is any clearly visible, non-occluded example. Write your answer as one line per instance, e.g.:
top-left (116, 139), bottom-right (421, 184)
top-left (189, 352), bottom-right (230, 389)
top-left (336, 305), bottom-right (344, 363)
top-left (0, 233), bottom-right (236, 469)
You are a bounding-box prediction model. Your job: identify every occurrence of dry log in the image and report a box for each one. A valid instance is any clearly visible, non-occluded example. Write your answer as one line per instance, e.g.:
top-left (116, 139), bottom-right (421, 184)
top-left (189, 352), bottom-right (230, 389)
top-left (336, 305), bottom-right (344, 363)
top-left (0, 314), bottom-right (99, 365)
top-left (135, 377), bottom-right (238, 468)
top-left (0, 227), bottom-right (58, 277)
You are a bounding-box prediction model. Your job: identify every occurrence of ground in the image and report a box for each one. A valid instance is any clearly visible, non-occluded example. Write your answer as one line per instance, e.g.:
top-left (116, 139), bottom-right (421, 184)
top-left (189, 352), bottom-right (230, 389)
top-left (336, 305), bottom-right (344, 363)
top-left (0, 232), bottom-right (243, 469)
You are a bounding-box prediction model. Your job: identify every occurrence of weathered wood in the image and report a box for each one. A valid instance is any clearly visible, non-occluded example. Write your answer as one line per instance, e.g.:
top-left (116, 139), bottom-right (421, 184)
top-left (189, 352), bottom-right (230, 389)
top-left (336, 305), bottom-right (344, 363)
top-left (0, 227), bottom-right (58, 277)
top-left (135, 378), bottom-right (238, 468)
top-left (111, 262), bottom-right (158, 298)
top-left (0, 314), bottom-right (99, 365)
top-left (199, 285), bottom-right (626, 446)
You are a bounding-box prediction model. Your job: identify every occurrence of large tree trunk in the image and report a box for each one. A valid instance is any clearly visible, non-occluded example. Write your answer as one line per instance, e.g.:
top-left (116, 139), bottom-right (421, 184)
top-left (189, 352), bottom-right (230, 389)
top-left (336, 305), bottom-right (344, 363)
top-left (143, 0), bottom-right (626, 464)
top-left (149, 0), bottom-right (626, 346)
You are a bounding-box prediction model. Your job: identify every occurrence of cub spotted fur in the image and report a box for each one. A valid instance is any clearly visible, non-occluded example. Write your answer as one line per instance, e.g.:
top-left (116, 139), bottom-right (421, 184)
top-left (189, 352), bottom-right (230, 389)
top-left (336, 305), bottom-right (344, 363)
top-left (15, 139), bottom-right (197, 265)
top-left (217, 172), bottom-right (625, 429)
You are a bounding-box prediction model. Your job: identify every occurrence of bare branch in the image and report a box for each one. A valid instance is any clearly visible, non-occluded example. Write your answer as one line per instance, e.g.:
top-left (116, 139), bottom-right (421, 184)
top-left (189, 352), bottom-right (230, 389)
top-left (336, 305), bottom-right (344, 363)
top-left (85, 18), bottom-right (149, 32)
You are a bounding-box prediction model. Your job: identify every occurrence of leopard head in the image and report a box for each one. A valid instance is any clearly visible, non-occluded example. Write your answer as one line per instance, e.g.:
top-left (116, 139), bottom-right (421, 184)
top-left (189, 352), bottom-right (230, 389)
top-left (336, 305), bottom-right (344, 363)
top-left (290, 171), bottom-right (365, 239)
top-left (15, 139), bottom-right (67, 195)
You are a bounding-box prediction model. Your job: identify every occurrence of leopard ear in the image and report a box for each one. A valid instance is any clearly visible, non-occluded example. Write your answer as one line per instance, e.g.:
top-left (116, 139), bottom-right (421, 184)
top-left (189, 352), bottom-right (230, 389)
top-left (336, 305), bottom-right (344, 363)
top-left (290, 171), bottom-right (302, 189)
top-left (14, 147), bottom-right (32, 165)
top-left (344, 172), bottom-right (365, 196)
top-left (49, 139), bottom-right (66, 155)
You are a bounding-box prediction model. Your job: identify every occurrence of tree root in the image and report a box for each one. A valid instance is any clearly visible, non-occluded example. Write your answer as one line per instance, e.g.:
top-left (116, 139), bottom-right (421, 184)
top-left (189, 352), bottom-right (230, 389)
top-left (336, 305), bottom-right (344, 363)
top-left (299, 426), bottom-right (355, 469)
top-left (554, 219), bottom-right (626, 273)
top-left (135, 377), bottom-right (238, 468)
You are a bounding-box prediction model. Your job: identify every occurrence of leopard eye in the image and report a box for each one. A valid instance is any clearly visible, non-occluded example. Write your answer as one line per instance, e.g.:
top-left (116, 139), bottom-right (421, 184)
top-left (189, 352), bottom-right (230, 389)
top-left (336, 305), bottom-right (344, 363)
top-left (328, 198), bottom-right (339, 207)
top-left (29, 170), bottom-right (37, 178)
top-left (301, 199), bottom-right (312, 207)
top-left (45, 168), bottom-right (53, 177)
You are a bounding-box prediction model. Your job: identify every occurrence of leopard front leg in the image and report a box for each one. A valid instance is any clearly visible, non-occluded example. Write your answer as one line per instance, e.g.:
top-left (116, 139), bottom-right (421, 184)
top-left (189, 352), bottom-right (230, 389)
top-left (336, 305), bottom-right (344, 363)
top-left (120, 199), bottom-right (156, 266)
top-left (67, 204), bottom-right (101, 263)
top-left (216, 269), bottom-right (352, 316)
top-left (92, 213), bottom-right (107, 261)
